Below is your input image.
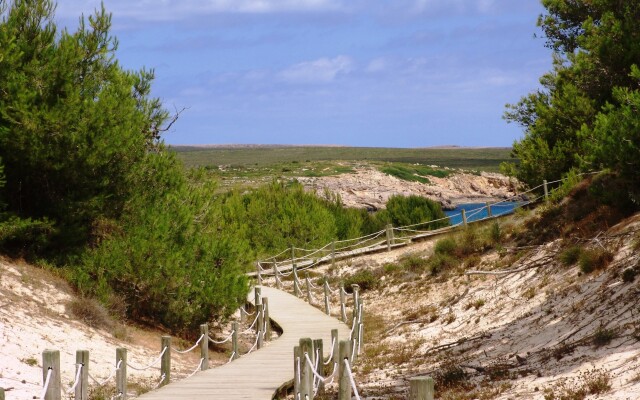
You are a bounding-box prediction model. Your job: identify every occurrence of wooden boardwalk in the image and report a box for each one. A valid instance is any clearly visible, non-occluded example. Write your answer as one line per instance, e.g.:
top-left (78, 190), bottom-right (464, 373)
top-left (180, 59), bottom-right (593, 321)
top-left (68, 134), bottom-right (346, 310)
top-left (138, 285), bottom-right (351, 399)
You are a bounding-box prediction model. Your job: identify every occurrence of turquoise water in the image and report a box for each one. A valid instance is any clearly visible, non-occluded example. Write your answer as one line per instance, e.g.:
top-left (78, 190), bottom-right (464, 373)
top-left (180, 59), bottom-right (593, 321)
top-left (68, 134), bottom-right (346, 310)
top-left (444, 202), bottom-right (520, 225)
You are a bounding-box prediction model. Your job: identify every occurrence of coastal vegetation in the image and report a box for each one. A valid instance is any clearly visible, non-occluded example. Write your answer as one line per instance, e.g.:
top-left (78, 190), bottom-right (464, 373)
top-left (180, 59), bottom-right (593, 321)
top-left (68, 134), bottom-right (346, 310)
top-left (0, 0), bottom-right (451, 335)
top-left (504, 0), bottom-right (640, 209)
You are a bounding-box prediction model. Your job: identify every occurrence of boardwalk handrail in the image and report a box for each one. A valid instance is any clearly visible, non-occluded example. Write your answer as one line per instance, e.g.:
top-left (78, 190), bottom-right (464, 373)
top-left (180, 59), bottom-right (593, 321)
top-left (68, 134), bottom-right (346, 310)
top-left (255, 172), bottom-right (602, 275)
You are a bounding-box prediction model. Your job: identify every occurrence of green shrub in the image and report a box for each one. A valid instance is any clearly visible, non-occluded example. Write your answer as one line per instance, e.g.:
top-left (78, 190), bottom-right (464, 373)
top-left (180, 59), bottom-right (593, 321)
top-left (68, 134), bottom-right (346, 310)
top-left (0, 216), bottom-right (56, 258)
top-left (383, 195), bottom-right (449, 228)
top-left (489, 221), bottom-right (502, 243)
top-left (428, 253), bottom-right (459, 275)
top-left (592, 325), bottom-right (616, 347)
top-left (343, 270), bottom-right (379, 292)
top-left (399, 254), bottom-right (429, 273)
top-left (435, 237), bottom-right (458, 255)
top-left (75, 159), bottom-right (250, 335)
top-left (578, 248), bottom-right (613, 274)
top-left (559, 246), bottom-right (583, 266)
top-left (380, 165), bottom-right (430, 184)
top-left (622, 268), bottom-right (637, 283)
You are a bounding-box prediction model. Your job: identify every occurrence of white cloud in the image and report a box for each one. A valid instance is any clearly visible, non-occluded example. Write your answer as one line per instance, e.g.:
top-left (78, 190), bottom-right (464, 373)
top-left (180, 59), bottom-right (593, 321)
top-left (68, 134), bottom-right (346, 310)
top-left (278, 56), bottom-right (354, 84)
top-left (411, 0), bottom-right (497, 15)
top-left (366, 58), bottom-right (389, 73)
top-left (57, 0), bottom-right (345, 21)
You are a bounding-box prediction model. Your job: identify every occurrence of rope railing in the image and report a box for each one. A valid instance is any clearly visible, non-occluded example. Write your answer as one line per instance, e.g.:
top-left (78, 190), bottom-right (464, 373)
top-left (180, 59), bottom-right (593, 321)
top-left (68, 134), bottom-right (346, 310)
top-left (208, 330), bottom-right (234, 344)
top-left (172, 334), bottom-right (205, 354)
top-left (89, 359), bottom-right (122, 386)
top-left (344, 359), bottom-right (362, 400)
top-left (126, 346), bottom-right (167, 371)
top-left (257, 173), bottom-right (585, 269)
top-left (65, 363), bottom-right (83, 394)
top-left (40, 367), bottom-right (53, 400)
top-left (186, 358), bottom-right (205, 379)
top-left (241, 311), bottom-right (261, 334)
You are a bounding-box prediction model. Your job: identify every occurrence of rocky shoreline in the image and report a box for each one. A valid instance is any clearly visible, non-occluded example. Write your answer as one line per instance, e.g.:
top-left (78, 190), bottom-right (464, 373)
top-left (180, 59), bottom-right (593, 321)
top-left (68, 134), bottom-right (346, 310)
top-left (298, 167), bottom-right (523, 211)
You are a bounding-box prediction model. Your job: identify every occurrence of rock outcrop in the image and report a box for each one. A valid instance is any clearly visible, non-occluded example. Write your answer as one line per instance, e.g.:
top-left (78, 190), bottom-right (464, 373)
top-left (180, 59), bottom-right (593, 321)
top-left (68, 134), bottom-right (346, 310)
top-left (298, 167), bottom-right (520, 210)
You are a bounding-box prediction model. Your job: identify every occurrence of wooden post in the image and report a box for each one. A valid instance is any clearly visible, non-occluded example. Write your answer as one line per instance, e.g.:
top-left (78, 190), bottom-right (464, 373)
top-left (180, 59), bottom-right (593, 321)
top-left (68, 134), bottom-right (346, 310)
top-left (543, 179), bottom-right (549, 200)
top-left (313, 338), bottom-right (325, 393)
top-left (116, 348), bottom-right (127, 400)
top-left (256, 298), bottom-right (264, 349)
top-left (305, 273), bottom-right (312, 304)
top-left (274, 263), bottom-right (282, 289)
top-left (263, 297), bottom-right (271, 341)
top-left (330, 329), bottom-right (339, 365)
top-left (75, 350), bottom-right (89, 400)
top-left (323, 278), bottom-right (330, 315)
top-left (340, 283), bottom-right (347, 322)
top-left (331, 241), bottom-right (336, 268)
top-left (358, 302), bottom-right (364, 325)
top-left (42, 349), bottom-right (61, 400)
top-left (409, 376), bottom-right (435, 400)
top-left (338, 340), bottom-right (351, 400)
top-left (0, 387), bottom-right (4, 400)
top-left (461, 209), bottom-right (467, 226)
top-left (351, 337), bottom-right (358, 364)
top-left (351, 284), bottom-right (360, 326)
top-left (161, 336), bottom-right (171, 386)
top-left (254, 286), bottom-right (262, 311)
top-left (256, 262), bottom-right (262, 285)
top-left (200, 324), bottom-right (209, 370)
top-left (299, 338), bottom-right (314, 399)
top-left (232, 322), bottom-right (239, 360)
top-left (386, 223), bottom-right (393, 251)
top-left (293, 265), bottom-right (301, 297)
top-left (293, 346), bottom-right (301, 397)
top-left (486, 202), bottom-right (492, 218)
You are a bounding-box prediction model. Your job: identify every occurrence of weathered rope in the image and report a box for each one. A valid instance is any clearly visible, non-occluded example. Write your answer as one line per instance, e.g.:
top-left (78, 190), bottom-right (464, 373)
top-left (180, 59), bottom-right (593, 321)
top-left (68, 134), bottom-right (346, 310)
top-left (304, 352), bottom-right (324, 383)
top-left (172, 334), bottom-right (205, 354)
top-left (241, 311), bottom-right (261, 334)
top-left (246, 331), bottom-right (261, 354)
top-left (344, 359), bottom-right (362, 400)
top-left (324, 337), bottom-right (336, 365)
top-left (240, 307), bottom-right (256, 317)
top-left (40, 368), bottom-right (53, 400)
top-left (127, 346), bottom-right (167, 371)
top-left (227, 351), bottom-right (236, 364)
top-left (209, 330), bottom-right (234, 344)
top-left (89, 359), bottom-right (122, 386)
top-left (296, 356), bottom-right (301, 386)
top-left (186, 358), bottom-right (205, 379)
top-left (65, 363), bottom-right (83, 394)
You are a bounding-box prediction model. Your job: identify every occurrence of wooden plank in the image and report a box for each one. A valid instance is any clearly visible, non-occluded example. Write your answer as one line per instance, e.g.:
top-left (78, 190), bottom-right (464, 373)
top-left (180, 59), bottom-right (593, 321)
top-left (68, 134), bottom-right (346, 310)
top-left (138, 286), bottom-right (350, 399)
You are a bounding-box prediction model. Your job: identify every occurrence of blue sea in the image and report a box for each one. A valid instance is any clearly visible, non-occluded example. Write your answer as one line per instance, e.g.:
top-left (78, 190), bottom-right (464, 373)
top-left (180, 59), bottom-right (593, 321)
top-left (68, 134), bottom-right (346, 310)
top-left (444, 202), bottom-right (520, 225)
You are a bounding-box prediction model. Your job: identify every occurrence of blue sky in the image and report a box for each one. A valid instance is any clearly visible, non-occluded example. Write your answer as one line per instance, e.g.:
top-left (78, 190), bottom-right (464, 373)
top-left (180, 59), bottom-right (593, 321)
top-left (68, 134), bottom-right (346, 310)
top-left (57, 0), bottom-right (551, 147)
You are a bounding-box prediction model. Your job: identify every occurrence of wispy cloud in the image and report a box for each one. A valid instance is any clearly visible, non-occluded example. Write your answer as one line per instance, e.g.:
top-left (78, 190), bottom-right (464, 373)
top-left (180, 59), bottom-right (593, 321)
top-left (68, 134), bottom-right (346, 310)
top-left (278, 56), bottom-right (354, 84)
top-left (58, 0), bottom-right (345, 21)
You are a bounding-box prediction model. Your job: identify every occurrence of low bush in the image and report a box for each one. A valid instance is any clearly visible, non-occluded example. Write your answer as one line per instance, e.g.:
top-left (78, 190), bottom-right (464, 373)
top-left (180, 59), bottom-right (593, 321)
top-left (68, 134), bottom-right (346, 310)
top-left (435, 237), bottom-right (458, 256)
top-left (399, 254), bottom-right (430, 273)
top-left (66, 297), bottom-right (113, 330)
top-left (559, 246), bottom-right (583, 266)
top-left (428, 253), bottom-right (459, 275)
top-left (343, 269), bottom-right (379, 292)
top-left (578, 248), bottom-right (613, 274)
top-left (622, 267), bottom-right (637, 283)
